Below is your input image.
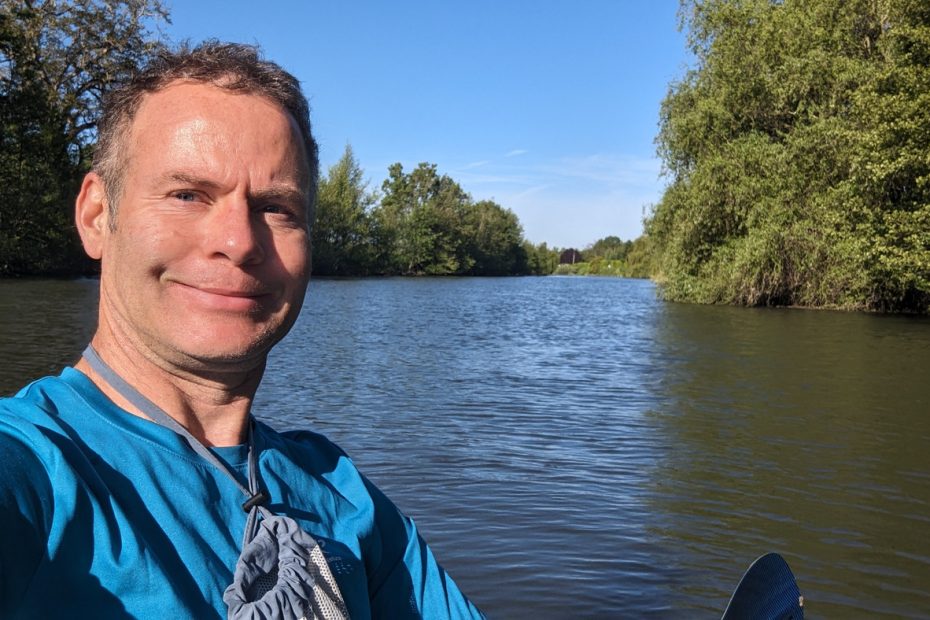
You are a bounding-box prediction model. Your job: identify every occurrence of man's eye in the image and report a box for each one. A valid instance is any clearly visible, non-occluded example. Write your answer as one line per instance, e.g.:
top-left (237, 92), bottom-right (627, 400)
top-left (262, 204), bottom-right (301, 220)
top-left (173, 191), bottom-right (197, 202)
top-left (260, 204), bottom-right (305, 228)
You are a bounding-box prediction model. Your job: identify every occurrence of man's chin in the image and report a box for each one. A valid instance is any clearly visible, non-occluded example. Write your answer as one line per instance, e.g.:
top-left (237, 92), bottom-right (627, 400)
top-left (145, 317), bottom-right (293, 374)
top-left (161, 336), bottom-right (276, 373)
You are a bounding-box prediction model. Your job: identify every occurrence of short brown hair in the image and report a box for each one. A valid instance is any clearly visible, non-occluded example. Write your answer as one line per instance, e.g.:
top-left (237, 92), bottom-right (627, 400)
top-left (93, 40), bottom-right (318, 225)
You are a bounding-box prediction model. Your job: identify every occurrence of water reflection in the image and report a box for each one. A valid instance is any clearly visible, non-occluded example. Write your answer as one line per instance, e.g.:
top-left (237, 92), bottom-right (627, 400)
top-left (0, 279), bottom-right (98, 395)
top-left (650, 303), bottom-right (930, 617)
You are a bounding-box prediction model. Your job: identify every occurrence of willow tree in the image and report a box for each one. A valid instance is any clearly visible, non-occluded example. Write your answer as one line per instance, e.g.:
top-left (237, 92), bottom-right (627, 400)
top-left (650, 0), bottom-right (930, 312)
top-left (0, 0), bottom-right (167, 275)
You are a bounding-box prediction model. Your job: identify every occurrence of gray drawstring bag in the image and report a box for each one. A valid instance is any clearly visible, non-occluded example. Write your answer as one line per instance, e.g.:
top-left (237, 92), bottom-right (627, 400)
top-left (223, 507), bottom-right (349, 620)
top-left (83, 346), bottom-right (349, 620)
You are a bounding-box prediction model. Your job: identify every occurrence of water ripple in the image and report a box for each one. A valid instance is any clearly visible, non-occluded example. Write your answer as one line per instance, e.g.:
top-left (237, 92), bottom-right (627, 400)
top-left (4, 277), bottom-right (930, 617)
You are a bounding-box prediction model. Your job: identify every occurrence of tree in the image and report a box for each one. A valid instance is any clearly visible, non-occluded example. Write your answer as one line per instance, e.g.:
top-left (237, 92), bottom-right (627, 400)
top-left (465, 200), bottom-right (526, 275)
top-left (584, 235), bottom-right (633, 262)
top-left (0, 0), bottom-right (168, 275)
top-left (846, 0), bottom-right (930, 310)
top-left (376, 162), bottom-right (473, 275)
top-left (624, 234), bottom-right (657, 279)
top-left (312, 145), bottom-right (377, 275)
top-left (373, 163), bottom-right (548, 276)
top-left (521, 241), bottom-right (558, 275)
top-left (649, 0), bottom-right (930, 312)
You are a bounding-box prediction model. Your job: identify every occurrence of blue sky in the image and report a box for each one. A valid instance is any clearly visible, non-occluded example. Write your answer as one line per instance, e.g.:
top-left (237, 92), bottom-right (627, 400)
top-left (163, 1), bottom-right (691, 248)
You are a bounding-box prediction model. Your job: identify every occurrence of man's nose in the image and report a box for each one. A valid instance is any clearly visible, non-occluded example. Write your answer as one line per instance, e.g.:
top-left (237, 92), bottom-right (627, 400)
top-left (205, 199), bottom-right (266, 266)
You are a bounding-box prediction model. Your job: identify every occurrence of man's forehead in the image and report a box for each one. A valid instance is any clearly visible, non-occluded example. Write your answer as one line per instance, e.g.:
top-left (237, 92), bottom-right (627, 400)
top-left (127, 80), bottom-right (311, 179)
top-left (134, 79), bottom-right (285, 123)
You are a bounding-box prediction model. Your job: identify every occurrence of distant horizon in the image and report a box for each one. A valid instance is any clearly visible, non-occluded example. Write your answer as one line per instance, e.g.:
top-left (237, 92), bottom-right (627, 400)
top-left (165, 1), bottom-right (691, 248)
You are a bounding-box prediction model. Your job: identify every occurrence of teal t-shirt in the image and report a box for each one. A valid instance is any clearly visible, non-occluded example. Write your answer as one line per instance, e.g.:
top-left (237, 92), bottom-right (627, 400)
top-left (0, 368), bottom-right (484, 619)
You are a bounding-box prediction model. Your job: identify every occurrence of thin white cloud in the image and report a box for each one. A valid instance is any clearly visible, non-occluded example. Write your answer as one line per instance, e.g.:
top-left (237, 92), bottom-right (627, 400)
top-left (508, 184), bottom-right (550, 201)
top-left (455, 170), bottom-right (538, 186)
top-left (452, 153), bottom-right (666, 246)
top-left (504, 149), bottom-right (528, 157)
top-left (360, 151), bottom-right (665, 247)
top-left (460, 160), bottom-right (490, 170)
top-left (539, 154), bottom-right (661, 189)
top-left (460, 154), bottom-right (662, 195)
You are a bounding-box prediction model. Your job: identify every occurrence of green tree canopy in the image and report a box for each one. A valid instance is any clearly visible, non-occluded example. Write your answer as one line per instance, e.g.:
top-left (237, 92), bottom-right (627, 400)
top-left (463, 200), bottom-right (526, 276)
top-left (1, 0), bottom-right (167, 275)
top-left (312, 145), bottom-right (377, 276)
top-left (584, 235), bottom-right (633, 261)
top-left (649, 0), bottom-right (930, 312)
top-left (312, 158), bottom-right (544, 277)
top-left (376, 162), bottom-right (474, 275)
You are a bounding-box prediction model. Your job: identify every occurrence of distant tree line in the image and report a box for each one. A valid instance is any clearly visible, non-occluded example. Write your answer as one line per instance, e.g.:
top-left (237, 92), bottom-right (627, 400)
top-left (648, 0), bottom-right (930, 312)
top-left (581, 235), bottom-right (656, 278)
top-left (551, 235), bottom-right (656, 278)
top-left (311, 147), bottom-right (559, 276)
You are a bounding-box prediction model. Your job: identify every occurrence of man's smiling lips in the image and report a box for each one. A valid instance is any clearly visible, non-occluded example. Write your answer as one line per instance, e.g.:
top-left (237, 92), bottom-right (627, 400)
top-left (170, 280), bottom-right (272, 312)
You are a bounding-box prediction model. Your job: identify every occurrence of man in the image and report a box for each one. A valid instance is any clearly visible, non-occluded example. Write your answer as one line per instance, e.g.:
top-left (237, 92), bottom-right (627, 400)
top-left (0, 42), bottom-right (484, 619)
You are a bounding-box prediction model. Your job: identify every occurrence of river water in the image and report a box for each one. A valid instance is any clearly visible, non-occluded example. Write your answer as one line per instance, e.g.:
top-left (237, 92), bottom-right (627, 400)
top-left (1, 276), bottom-right (928, 618)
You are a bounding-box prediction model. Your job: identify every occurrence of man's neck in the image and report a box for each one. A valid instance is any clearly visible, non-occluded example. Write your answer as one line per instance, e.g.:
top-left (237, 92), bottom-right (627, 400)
top-left (75, 332), bottom-right (265, 448)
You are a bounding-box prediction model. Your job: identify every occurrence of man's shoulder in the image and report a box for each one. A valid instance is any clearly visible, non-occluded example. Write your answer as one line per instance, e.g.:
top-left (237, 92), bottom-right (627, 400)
top-left (0, 372), bottom-right (87, 503)
top-left (0, 370), bottom-right (83, 430)
top-left (0, 369), bottom-right (97, 464)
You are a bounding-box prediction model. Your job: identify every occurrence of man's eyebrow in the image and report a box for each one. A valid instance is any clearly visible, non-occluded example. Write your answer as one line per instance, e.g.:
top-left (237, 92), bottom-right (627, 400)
top-left (156, 172), bottom-right (223, 191)
top-left (251, 185), bottom-right (307, 207)
top-left (156, 172), bottom-right (307, 205)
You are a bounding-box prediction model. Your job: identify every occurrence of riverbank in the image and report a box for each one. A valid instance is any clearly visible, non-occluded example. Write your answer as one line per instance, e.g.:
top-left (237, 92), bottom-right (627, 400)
top-left (553, 259), bottom-right (650, 279)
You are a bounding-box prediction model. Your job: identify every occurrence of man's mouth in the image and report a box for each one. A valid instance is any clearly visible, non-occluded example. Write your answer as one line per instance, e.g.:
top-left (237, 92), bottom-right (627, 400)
top-left (172, 281), bottom-right (271, 312)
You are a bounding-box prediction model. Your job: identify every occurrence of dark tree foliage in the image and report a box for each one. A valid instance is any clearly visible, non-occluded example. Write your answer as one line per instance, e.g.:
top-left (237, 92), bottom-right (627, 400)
top-left (1, 0), bottom-right (167, 275)
top-left (462, 200), bottom-right (527, 276)
top-left (311, 145), bottom-right (378, 276)
top-left (623, 234), bottom-right (658, 279)
top-left (521, 240), bottom-right (559, 275)
top-left (649, 0), bottom-right (930, 312)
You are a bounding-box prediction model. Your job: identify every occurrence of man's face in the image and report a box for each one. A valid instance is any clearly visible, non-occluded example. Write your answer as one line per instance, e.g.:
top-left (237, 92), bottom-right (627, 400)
top-left (95, 81), bottom-right (311, 369)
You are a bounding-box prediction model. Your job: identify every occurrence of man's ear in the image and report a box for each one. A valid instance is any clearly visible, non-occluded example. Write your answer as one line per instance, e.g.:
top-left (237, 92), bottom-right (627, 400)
top-left (75, 172), bottom-right (111, 260)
